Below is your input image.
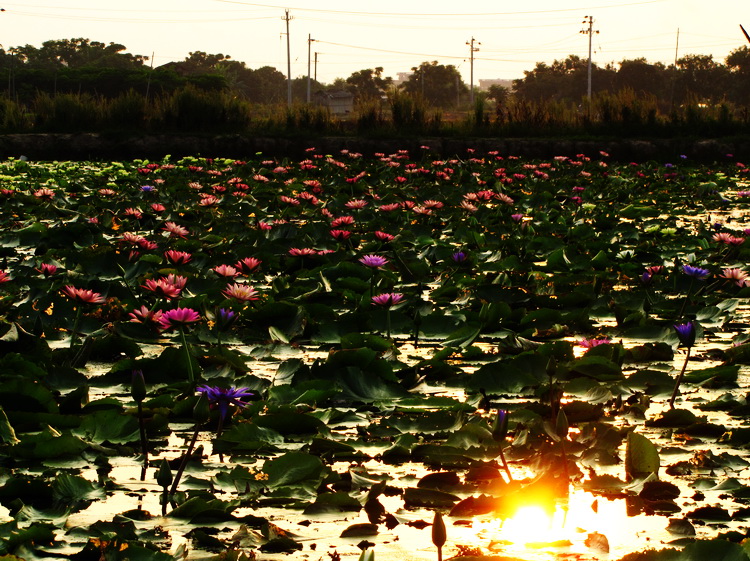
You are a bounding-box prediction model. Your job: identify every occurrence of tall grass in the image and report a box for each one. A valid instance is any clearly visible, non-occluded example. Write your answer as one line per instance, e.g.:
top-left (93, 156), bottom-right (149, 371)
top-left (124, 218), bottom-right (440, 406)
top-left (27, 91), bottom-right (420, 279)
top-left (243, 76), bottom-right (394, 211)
top-left (154, 85), bottom-right (251, 131)
top-left (1, 87), bottom-right (749, 137)
top-left (32, 92), bottom-right (101, 132)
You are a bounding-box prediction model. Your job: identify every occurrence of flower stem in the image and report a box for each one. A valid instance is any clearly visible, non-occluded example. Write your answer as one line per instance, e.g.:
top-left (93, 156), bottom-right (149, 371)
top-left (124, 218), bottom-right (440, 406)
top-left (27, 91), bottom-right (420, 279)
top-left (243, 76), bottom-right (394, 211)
top-left (179, 326), bottom-right (195, 384)
top-left (69, 306), bottom-right (83, 350)
top-left (676, 279), bottom-right (695, 320)
top-left (168, 425), bottom-right (200, 498)
top-left (498, 446), bottom-right (513, 483)
top-left (215, 416), bottom-right (225, 463)
top-left (137, 402), bottom-right (149, 481)
top-left (668, 347), bottom-right (691, 409)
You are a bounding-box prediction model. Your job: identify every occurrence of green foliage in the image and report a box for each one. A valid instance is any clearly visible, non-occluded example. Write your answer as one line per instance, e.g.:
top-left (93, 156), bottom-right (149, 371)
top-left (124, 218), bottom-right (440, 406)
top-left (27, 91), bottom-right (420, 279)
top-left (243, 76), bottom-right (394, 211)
top-left (32, 92), bottom-right (101, 132)
top-left (156, 85), bottom-right (250, 131)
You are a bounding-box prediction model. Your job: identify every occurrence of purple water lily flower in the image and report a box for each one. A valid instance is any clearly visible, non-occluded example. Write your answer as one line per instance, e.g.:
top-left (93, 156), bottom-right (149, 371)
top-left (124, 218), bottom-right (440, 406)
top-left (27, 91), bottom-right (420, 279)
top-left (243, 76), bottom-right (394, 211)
top-left (491, 410), bottom-right (509, 441)
top-left (214, 308), bottom-right (238, 331)
top-left (452, 251), bottom-right (467, 263)
top-left (682, 264), bottom-right (710, 280)
top-left (359, 254), bottom-right (388, 268)
top-left (674, 321), bottom-right (696, 348)
top-left (196, 385), bottom-right (258, 421)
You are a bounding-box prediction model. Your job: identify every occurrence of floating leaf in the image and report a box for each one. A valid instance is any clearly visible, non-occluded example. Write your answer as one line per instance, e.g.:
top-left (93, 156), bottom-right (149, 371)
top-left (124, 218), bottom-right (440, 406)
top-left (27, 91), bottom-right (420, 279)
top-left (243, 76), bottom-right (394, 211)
top-left (340, 523), bottom-right (378, 538)
top-left (262, 452), bottom-right (325, 488)
top-left (626, 432), bottom-right (660, 480)
top-left (304, 492), bottom-right (362, 514)
top-left (403, 487), bottom-right (460, 509)
top-left (74, 409), bottom-right (141, 445)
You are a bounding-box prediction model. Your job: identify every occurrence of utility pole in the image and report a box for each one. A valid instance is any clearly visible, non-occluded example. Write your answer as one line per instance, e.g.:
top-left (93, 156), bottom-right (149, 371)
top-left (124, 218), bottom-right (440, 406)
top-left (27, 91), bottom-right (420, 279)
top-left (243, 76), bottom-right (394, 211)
top-left (669, 28), bottom-right (680, 112)
top-left (145, 51), bottom-right (155, 102)
top-left (282, 9), bottom-right (293, 106)
top-left (580, 16), bottom-right (598, 101)
top-left (307, 34), bottom-right (316, 103)
top-left (466, 37), bottom-right (480, 104)
top-left (314, 52), bottom-right (318, 82)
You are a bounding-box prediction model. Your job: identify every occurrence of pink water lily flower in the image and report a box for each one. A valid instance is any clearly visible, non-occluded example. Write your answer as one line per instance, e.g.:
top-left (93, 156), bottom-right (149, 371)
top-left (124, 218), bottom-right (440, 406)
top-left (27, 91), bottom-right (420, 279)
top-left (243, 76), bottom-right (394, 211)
top-left (378, 203), bottom-right (400, 212)
top-left (142, 275), bottom-right (186, 299)
top-left (372, 293), bottom-right (404, 307)
top-left (720, 267), bottom-right (750, 287)
top-left (345, 199), bottom-right (367, 209)
top-left (331, 216), bottom-right (355, 227)
top-left (235, 257), bottom-right (262, 274)
top-left (213, 264), bottom-right (239, 278)
top-left (222, 283), bottom-right (260, 302)
top-left (289, 248), bottom-right (318, 257)
top-left (158, 307), bottom-right (201, 330)
top-left (579, 337), bottom-right (611, 349)
top-left (162, 222), bottom-right (189, 238)
top-left (164, 250), bottom-right (192, 265)
top-left (330, 229), bottom-right (352, 241)
top-left (36, 263), bottom-right (57, 276)
top-left (128, 305), bottom-right (164, 326)
top-left (61, 286), bottom-right (106, 305)
top-left (123, 207), bottom-right (143, 219)
top-left (34, 188), bottom-right (55, 200)
top-left (374, 231), bottom-right (395, 242)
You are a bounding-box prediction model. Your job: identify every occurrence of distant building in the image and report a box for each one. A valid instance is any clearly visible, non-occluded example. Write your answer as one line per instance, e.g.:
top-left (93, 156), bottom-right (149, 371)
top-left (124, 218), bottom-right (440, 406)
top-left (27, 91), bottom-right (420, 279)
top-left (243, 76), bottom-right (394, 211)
top-left (478, 79), bottom-right (514, 91)
top-left (393, 72), bottom-right (413, 87)
top-left (313, 90), bottom-right (354, 115)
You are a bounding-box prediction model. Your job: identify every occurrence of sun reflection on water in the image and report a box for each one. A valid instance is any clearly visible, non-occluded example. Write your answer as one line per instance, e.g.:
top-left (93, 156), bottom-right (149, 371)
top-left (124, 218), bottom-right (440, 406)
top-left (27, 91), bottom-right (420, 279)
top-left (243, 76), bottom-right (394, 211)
top-left (463, 488), bottom-right (671, 559)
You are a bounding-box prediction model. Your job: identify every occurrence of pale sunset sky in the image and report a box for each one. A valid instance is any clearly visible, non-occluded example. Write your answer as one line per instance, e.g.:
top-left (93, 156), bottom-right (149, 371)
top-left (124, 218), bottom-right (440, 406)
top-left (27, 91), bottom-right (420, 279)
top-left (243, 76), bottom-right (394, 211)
top-left (3, 0), bottom-right (746, 84)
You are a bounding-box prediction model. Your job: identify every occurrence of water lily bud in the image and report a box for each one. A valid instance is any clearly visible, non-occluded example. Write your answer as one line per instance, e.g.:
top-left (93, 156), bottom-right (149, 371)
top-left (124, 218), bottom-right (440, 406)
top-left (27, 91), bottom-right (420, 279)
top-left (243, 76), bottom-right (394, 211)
top-left (556, 408), bottom-right (569, 439)
top-left (131, 369), bottom-right (146, 403)
top-left (155, 458), bottom-right (172, 489)
top-left (491, 410), bottom-right (509, 442)
top-left (432, 510), bottom-right (446, 548)
top-left (546, 357), bottom-right (557, 378)
top-left (193, 393), bottom-right (210, 425)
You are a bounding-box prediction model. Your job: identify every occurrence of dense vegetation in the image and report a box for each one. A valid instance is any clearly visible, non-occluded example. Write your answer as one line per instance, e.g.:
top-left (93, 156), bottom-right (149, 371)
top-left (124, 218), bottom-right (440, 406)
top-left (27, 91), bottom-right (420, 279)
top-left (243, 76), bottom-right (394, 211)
top-left (1, 38), bottom-right (750, 137)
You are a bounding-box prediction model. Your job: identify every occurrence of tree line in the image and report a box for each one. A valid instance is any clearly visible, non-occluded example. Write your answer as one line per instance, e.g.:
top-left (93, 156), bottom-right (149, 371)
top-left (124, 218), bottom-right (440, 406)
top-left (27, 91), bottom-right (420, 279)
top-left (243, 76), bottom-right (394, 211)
top-left (2, 37), bottom-right (750, 137)
top-left (4, 37), bottom-right (750, 109)
top-left (511, 51), bottom-right (750, 111)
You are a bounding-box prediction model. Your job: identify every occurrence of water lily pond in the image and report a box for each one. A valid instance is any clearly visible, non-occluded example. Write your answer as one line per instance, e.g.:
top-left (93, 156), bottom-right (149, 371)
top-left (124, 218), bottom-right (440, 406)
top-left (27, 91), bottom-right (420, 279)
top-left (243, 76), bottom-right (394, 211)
top-left (2, 149), bottom-right (750, 561)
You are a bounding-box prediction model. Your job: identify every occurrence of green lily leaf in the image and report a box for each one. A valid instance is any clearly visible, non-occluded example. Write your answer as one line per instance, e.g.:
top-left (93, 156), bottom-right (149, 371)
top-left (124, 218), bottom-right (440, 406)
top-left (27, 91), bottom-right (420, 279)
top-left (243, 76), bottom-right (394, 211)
top-left (626, 432), bottom-right (660, 480)
top-left (262, 452), bottom-right (325, 488)
top-left (169, 496), bottom-right (240, 522)
top-left (0, 520), bottom-right (56, 556)
top-left (303, 491), bottom-right (362, 514)
top-left (567, 355), bottom-right (623, 381)
top-left (51, 473), bottom-right (104, 506)
top-left (214, 422), bottom-right (284, 455)
top-left (403, 487), bottom-right (460, 508)
top-left (74, 409), bottom-right (141, 445)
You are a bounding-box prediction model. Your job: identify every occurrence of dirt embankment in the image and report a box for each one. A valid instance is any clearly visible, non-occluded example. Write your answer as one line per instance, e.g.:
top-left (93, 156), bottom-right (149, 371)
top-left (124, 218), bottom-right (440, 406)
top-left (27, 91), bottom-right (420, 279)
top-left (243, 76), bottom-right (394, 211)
top-left (1, 133), bottom-right (748, 161)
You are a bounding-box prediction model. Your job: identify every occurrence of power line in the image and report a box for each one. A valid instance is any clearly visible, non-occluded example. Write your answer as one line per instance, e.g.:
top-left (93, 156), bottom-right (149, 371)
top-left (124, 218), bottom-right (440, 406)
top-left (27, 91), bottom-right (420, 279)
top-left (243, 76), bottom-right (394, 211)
top-left (211, 0), bottom-right (669, 18)
top-left (298, 15), bottom-right (578, 32)
top-left (7, 10), bottom-right (277, 24)
top-left (314, 39), bottom-right (588, 65)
